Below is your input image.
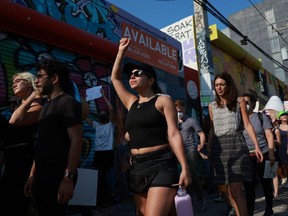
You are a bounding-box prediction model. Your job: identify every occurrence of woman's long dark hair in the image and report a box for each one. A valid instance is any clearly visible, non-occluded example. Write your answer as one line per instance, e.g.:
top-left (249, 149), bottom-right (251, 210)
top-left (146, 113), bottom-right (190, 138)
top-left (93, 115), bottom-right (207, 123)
top-left (151, 80), bottom-right (162, 94)
top-left (214, 72), bottom-right (238, 111)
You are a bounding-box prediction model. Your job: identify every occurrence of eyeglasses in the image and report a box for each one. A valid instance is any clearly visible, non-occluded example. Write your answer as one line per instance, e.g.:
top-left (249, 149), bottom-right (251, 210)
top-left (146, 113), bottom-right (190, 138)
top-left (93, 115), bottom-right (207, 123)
top-left (12, 79), bottom-right (27, 85)
top-left (127, 69), bottom-right (144, 78)
top-left (36, 73), bottom-right (48, 79)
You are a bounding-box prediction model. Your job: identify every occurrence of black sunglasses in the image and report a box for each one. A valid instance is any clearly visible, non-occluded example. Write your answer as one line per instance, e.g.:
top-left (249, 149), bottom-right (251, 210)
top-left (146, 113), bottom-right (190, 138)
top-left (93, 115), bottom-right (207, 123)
top-left (127, 69), bottom-right (144, 79)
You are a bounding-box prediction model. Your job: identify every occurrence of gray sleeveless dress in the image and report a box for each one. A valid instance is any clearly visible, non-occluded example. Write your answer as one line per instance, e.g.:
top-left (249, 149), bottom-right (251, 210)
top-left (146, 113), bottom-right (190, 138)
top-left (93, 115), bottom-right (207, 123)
top-left (210, 101), bottom-right (251, 184)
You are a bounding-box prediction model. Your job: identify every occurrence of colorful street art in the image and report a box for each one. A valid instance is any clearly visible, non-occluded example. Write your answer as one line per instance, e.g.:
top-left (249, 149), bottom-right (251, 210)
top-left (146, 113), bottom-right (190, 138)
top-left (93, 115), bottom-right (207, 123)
top-left (0, 0), bottom-right (186, 168)
top-left (212, 44), bottom-right (288, 101)
top-left (0, 31), bottom-right (113, 167)
top-left (13, 0), bottom-right (121, 42)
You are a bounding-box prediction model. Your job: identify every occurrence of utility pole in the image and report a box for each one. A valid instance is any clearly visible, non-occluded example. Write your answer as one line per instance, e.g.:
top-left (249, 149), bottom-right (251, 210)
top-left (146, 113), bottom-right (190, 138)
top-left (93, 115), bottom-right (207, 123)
top-left (193, 0), bottom-right (214, 112)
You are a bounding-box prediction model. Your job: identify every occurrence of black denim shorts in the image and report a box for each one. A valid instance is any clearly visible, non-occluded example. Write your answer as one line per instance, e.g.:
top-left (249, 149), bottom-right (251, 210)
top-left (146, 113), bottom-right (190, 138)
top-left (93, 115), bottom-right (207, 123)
top-left (127, 148), bottom-right (179, 193)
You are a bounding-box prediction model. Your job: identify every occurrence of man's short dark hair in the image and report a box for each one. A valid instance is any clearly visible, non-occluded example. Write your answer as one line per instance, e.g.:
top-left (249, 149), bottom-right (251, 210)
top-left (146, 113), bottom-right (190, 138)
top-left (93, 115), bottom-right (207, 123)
top-left (242, 93), bottom-right (257, 109)
top-left (37, 59), bottom-right (69, 79)
top-left (37, 58), bottom-right (72, 94)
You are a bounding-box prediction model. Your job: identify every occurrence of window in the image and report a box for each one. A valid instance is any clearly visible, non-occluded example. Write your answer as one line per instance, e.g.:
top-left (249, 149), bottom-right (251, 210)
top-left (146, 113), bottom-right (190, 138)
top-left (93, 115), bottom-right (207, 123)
top-left (265, 9), bottom-right (275, 24)
top-left (267, 24), bottom-right (278, 39)
top-left (270, 38), bottom-right (280, 53)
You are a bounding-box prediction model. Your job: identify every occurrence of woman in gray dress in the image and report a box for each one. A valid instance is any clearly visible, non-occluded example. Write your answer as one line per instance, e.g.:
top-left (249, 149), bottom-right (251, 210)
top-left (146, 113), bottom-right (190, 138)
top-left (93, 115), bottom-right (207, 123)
top-left (200, 72), bottom-right (263, 216)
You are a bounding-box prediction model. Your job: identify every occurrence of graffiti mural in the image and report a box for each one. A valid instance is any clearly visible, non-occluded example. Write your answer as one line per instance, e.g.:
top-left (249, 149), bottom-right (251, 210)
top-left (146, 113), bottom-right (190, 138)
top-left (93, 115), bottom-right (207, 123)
top-left (0, 31), bottom-right (112, 168)
top-left (212, 44), bottom-right (254, 91)
top-left (12, 0), bottom-right (121, 42)
top-left (211, 44), bottom-right (288, 101)
top-left (0, 0), bottom-right (124, 168)
top-left (1, 0), bottom-right (185, 170)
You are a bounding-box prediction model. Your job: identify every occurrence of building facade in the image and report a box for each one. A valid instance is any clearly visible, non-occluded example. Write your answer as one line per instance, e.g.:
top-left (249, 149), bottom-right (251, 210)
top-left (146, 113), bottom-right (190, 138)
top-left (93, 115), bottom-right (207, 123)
top-left (224, 0), bottom-right (288, 84)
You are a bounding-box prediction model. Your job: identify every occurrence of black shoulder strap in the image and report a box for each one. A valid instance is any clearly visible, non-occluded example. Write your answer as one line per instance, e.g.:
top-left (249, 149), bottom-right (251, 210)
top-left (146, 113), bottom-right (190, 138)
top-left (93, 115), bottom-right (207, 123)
top-left (257, 112), bottom-right (263, 126)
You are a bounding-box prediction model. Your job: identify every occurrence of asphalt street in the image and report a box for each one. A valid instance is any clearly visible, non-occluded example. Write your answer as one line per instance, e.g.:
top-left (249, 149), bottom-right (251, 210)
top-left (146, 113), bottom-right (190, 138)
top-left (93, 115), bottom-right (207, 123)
top-left (65, 183), bottom-right (288, 216)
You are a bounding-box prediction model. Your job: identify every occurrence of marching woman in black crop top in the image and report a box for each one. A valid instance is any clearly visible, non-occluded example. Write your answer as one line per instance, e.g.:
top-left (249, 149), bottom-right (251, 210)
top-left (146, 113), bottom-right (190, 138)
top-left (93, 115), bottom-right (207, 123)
top-left (111, 37), bottom-right (191, 216)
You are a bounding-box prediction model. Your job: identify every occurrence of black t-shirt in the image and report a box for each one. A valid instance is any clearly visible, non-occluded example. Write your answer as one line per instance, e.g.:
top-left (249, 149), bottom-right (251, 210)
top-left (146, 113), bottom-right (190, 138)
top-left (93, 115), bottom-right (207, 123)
top-left (35, 93), bottom-right (82, 176)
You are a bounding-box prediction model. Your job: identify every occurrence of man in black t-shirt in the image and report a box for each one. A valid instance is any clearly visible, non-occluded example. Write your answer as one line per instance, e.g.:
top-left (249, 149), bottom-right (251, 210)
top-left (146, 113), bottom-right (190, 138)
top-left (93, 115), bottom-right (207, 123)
top-left (24, 59), bottom-right (82, 216)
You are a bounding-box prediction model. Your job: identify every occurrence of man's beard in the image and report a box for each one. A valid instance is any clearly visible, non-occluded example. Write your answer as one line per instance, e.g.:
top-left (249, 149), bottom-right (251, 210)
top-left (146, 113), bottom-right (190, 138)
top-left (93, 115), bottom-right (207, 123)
top-left (41, 81), bottom-right (53, 96)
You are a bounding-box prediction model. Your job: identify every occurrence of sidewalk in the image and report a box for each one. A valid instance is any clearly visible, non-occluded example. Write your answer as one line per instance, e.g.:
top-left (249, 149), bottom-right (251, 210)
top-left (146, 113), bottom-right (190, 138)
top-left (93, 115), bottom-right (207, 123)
top-left (195, 183), bottom-right (288, 216)
top-left (66, 183), bottom-right (288, 216)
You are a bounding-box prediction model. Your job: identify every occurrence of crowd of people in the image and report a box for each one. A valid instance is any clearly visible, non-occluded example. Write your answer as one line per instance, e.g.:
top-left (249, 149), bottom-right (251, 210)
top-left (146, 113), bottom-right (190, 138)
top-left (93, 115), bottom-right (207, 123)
top-left (0, 38), bottom-right (288, 216)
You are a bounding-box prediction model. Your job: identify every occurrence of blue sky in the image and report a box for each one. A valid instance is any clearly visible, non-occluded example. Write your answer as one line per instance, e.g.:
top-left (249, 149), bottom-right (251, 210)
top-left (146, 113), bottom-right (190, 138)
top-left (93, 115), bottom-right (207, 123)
top-left (108, 0), bottom-right (263, 30)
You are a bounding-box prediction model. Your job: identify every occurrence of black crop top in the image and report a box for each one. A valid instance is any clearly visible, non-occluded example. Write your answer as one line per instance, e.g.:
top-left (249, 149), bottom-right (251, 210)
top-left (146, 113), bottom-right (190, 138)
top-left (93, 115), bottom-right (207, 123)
top-left (125, 95), bottom-right (168, 149)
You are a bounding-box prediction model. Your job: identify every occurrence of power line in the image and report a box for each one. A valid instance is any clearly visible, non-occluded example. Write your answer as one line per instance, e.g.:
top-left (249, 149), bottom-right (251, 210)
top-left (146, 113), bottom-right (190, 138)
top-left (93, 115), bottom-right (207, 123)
top-left (193, 0), bottom-right (288, 74)
top-left (247, 0), bottom-right (288, 46)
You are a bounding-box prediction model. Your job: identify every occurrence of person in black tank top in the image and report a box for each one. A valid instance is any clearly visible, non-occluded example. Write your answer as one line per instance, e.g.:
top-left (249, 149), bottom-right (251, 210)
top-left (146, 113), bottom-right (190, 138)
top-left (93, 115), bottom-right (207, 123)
top-left (125, 95), bottom-right (168, 149)
top-left (0, 72), bottom-right (44, 216)
top-left (111, 37), bottom-right (191, 216)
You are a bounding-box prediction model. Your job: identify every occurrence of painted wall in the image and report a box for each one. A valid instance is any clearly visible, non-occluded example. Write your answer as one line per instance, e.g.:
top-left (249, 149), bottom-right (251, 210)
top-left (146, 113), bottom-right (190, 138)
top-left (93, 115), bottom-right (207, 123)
top-left (211, 43), bottom-right (288, 107)
top-left (209, 23), bottom-right (288, 106)
top-left (0, 0), bottom-right (185, 168)
top-left (9, 0), bottom-right (181, 75)
top-left (0, 31), bottom-right (113, 167)
top-left (212, 44), bottom-right (259, 93)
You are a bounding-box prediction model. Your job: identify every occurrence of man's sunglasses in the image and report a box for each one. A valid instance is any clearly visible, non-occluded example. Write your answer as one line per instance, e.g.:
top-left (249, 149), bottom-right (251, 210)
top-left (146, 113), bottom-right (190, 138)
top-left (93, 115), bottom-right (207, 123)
top-left (127, 69), bottom-right (144, 78)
